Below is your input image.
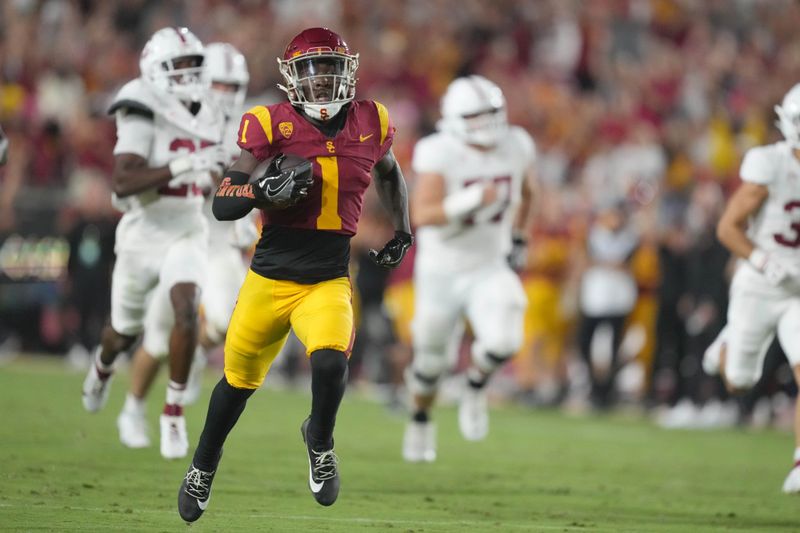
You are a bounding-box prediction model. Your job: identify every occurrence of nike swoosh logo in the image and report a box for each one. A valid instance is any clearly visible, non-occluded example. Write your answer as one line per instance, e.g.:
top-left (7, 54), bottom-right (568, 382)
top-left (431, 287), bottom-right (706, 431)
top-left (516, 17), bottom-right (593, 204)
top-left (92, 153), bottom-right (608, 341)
top-left (359, 133), bottom-right (373, 142)
top-left (260, 171), bottom-right (294, 197)
top-left (308, 464), bottom-right (324, 493)
top-left (197, 497), bottom-right (209, 510)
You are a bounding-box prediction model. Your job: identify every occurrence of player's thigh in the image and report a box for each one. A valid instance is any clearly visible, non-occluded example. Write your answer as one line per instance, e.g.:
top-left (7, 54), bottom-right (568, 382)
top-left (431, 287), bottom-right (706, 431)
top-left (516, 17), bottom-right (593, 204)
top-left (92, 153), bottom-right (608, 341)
top-left (141, 282), bottom-right (173, 360)
top-left (467, 266), bottom-right (528, 354)
top-left (291, 277), bottom-right (354, 355)
top-left (224, 270), bottom-right (292, 389)
top-left (160, 232), bottom-right (208, 289)
top-left (777, 300), bottom-right (800, 367)
top-left (411, 271), bottom-right (462, 351)
top-left (110, 251), bottom-right (160, 336)
top-left (202, 248), bottom-right (247, 340)
top-left (725, 288), bottom-right (781, 388)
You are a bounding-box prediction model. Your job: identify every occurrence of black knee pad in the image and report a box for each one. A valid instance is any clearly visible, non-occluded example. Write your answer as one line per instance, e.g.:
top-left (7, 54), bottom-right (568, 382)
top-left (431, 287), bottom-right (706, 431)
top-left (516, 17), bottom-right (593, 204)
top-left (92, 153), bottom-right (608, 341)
top-left (310, 349), bottom-right (349, 382)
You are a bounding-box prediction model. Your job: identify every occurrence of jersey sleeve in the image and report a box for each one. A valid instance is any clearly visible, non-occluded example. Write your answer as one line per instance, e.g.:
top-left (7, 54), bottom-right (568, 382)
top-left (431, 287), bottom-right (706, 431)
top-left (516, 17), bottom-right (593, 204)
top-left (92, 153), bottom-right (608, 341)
top-left (373, 101), bottom-right (395, 160)
top-left (411, 135), bottom-right (447, 174)
top-left (740, 146), bottom-right (776, 185)
top-left (236, 105), bottom-right (276, 162)
top-left (112, 111), bottom-right (154, 158)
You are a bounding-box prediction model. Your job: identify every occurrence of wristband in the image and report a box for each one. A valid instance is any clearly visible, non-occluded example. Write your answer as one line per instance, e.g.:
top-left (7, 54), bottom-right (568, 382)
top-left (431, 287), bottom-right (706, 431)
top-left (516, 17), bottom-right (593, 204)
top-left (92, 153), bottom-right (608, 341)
top-left (443, 185), bottom-right (484, 221)
top-left (169, 156), bottom-right (193, 178)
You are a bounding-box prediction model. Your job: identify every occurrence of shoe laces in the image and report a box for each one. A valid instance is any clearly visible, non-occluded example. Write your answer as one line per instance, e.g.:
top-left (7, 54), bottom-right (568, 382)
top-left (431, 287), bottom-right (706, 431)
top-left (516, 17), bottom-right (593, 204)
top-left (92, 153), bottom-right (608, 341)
top-left (184, 466), bottom-right (213, 499)
top-left (310, 449), bottom-right (339, 481)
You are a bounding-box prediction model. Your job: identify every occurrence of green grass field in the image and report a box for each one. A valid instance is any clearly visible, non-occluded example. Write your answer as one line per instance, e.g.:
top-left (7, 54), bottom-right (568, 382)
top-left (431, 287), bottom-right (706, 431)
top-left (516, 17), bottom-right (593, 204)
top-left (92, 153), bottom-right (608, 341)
top-left (1, 356), bottom-right (799, 532)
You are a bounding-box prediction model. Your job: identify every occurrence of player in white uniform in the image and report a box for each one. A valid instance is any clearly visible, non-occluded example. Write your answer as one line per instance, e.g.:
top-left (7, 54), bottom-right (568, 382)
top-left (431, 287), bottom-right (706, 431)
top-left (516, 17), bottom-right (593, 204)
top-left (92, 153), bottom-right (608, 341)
top-left (114, 43), bottom-right (256, 453)
top-left (705, 83), bottom-right (800, 492)
top-left (81, 27), bottom-right (227, 459)
top-left (403, 75), bottom-right (535, 462)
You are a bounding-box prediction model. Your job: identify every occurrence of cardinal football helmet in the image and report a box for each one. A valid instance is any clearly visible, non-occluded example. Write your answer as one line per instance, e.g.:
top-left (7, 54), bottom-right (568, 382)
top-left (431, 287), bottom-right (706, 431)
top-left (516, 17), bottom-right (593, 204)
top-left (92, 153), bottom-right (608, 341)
top-left (776, 83), bottom-right (800, 148)
top-left (206, 42), bottom-right (250, 117)
top-left (140, 27), bottom-right (207, 103)
top-left (277, 27), bottom-right (359, 121)
top-left (439, 75), bottom-right (508, 147)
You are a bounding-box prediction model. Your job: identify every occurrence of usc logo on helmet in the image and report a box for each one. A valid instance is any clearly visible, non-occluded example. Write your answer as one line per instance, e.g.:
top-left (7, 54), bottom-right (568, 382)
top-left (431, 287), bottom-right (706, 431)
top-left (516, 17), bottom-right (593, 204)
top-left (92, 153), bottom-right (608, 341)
top-left (279, 122), bottom-right (294, 139)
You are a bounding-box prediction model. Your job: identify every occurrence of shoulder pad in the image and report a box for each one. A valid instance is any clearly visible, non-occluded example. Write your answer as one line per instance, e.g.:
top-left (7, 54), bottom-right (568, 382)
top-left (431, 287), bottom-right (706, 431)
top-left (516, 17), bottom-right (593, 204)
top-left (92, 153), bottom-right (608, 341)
top-left (107, 79), bottom-right (155, 118)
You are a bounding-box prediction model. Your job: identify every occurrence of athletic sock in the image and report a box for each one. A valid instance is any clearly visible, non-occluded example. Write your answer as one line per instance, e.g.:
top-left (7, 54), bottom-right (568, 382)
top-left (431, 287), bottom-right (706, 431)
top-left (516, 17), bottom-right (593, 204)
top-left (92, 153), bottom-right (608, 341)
top-left (192, 376), bottom-right (254, 471)
top-left (123, 392), bottom-right (145, 415)
top-left (308, 349), bottom-right (348, 450)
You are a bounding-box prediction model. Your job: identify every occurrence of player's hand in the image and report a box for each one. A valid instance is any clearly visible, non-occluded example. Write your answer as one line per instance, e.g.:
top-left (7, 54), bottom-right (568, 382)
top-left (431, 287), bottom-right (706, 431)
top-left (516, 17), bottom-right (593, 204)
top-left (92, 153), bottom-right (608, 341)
top-left (748, 248), bottom-right (798, 286)
top-left (369, 231), bottom-right (413, 269)
top-left (507, 231), bottom-right (528, 272)
top-left (481, 183), bottom-right (498, 206)
top-left (252, 153), bottom-right (314, 209)
top-left (169, 144), bottom-right (227, 182)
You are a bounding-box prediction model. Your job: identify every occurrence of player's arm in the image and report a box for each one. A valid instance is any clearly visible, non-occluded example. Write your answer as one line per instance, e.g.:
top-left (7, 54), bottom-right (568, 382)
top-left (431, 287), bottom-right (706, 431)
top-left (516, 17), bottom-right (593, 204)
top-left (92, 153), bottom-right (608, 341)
top-left (211, 148), bottom-right (260, 221)
top-left (369, 149), bottom-right (413, 268)
top-left (111, 109), bottom-right (225, 198)
top-left (508, 168), bottom-right (537, 270)
top-left (411, 172), bottom-right (497, 227)
top-left (716, 181), bottom-right (768, 260)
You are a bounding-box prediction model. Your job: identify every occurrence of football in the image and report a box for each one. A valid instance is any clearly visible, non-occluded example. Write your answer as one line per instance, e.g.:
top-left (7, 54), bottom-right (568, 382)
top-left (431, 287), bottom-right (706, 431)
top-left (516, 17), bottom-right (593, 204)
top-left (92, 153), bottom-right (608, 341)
top-left (252, 153), bottom-right (314, 209)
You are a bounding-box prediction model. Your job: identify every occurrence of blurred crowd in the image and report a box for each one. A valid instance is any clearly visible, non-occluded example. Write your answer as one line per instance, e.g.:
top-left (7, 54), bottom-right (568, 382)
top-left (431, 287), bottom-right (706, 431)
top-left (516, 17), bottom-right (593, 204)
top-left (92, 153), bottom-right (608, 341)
top-left (1, 0), bottom-right (798, 427)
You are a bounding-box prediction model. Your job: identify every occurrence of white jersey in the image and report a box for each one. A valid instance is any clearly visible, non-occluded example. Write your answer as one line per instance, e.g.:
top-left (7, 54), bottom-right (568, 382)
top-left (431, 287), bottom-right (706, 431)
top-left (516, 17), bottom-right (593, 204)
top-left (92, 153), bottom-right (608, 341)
top-left (412, 126), bottom-right (535, 273)
top-left (109, 78), bottom-right (226, 253)
top-left (740, 141), bottom-right (800, 266)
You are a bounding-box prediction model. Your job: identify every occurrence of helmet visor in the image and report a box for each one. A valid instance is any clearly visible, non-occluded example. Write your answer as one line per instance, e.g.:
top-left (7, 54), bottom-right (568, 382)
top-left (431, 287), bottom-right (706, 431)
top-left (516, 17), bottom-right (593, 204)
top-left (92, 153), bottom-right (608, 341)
top-left (288, 55), bottom-right (354, 104)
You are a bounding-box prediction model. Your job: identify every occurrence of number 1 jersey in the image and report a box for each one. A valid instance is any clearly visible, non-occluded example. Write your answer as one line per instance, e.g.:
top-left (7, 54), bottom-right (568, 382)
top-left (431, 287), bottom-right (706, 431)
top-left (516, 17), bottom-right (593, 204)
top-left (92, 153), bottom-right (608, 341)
top-left (236, 100), bottom-right (395, 282)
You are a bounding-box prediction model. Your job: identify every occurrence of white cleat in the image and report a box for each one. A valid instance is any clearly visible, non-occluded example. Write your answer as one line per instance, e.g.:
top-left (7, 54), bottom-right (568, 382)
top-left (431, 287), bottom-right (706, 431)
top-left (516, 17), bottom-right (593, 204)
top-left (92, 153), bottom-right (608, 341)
top-left (184, 348), bottom-right (208, 406)
top-left (459, 386), bottom-right (489, 441)
top-left (160, 414), bottom-right (189, 459)
top-left (82, 364), bottom-right (113, 413)
top-left (117, 408), bottom-right (151, 448)
top-left (782, 465), bottom-right (800, 493)
top-left (402, 420), bottom-right (436, 463)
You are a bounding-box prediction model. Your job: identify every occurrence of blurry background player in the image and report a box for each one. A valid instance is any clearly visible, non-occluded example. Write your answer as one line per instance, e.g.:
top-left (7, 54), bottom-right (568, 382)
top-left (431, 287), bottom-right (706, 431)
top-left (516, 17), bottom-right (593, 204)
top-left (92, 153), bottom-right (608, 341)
top-left (115, 42), bottom-right (256, 451)
top-left (80, 27), bottom-right (227, 460)
top-left (177, 27), bottom-right (412, 522)
top-left (402, 75), bottom-right (535, 463)
top-left (705, 83), bottom-right (800, 493)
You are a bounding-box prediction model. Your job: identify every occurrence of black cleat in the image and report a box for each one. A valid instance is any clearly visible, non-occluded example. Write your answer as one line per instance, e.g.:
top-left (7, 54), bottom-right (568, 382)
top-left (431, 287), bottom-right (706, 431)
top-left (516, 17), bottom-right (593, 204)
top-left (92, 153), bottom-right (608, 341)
top-left (300, 417), bottom-right (340, 506)
top-left (178, 463), bottom-right (217, 523)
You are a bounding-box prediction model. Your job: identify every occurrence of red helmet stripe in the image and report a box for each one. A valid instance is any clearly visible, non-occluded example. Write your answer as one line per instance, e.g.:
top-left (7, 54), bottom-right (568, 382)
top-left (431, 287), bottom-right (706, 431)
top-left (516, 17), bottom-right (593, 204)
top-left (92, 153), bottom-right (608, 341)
top-left (174, 27), bottom-right (186, 44)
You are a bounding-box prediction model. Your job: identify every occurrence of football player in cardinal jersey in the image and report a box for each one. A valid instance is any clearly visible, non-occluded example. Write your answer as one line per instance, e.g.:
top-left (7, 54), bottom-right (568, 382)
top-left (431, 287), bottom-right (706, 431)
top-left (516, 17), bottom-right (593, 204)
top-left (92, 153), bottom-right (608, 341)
top-left (114, 42), bottom-right (257, 452)
top-left (402, 75), bottom-right (535, 463)
top-left (80, 27), bottom-right (227, 460)
top-left (704, 83), bottom-right (800, 493)
top-left (177, 28), bottom-right (412, 521)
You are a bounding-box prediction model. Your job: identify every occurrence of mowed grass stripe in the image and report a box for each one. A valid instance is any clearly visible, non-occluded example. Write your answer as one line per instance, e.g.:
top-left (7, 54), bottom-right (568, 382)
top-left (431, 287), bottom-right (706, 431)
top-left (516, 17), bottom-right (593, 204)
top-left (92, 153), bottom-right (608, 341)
top-left (1, 356), bottom-right (798, 532)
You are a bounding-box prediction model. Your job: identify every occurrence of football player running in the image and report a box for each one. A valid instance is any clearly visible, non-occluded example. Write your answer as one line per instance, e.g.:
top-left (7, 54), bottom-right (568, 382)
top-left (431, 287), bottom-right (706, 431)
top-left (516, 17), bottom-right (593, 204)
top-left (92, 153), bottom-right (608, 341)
top-left (402, 75), bottom-right (535, 463)
top-left (177, 28), bottom-right (412, 522)
top-left (705, 83), bottom-right (800, 493)
top-left (115, 42), bottom-right (256, 452)
top-left (81, 27), bottom-right (227, 460)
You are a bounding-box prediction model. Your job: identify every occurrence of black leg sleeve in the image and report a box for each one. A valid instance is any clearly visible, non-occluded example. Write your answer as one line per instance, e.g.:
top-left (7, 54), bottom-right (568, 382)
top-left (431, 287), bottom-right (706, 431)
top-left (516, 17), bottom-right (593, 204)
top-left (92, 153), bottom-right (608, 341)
top-left (307, 349), bottom-right (349, 449)
top-left (192, 376), bottom-right (255, 471)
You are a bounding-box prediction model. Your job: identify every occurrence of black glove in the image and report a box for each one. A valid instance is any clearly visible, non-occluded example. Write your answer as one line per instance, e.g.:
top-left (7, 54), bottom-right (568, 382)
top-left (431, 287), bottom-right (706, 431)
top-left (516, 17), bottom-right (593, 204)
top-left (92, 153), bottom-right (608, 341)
top-left (507, 232), bottom-right (528, 271)
top-left (369, 230), bottom-right (413, 269)
top-left (253, 153), bottom-right (314, 209)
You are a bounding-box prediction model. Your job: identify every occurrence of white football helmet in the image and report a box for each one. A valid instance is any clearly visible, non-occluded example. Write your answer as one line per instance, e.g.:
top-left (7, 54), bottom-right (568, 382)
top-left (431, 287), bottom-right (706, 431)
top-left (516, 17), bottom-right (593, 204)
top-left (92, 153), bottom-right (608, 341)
top-left (776, 83), bottom-right (800, 148)
top-left (438, 75), bottom-right (508, 147)
top-left (139, 27), bottom-right (207, 103)
top-left (205, 42), bottom-right (249, 117)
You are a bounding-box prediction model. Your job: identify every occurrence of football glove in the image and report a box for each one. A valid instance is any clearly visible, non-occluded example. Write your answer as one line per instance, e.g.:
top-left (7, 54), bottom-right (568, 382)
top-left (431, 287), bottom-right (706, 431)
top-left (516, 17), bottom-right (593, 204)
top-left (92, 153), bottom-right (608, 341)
top-left (253, 153), bottom-right (314, 209)
top-left (748, 248), bottom-right (799, 286)
top-left (507, 232), bottom-right (528, 272)
top-left (369, 231), bottom-right (413, 269)
top-left (168, 144), bottom-right (228, 183)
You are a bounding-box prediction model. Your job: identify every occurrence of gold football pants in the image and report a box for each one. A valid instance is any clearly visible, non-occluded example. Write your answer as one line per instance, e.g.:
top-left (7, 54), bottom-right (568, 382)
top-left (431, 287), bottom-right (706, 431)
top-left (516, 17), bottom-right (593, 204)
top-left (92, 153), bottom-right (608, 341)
top-left (224, 270), bottom-right (354, 389)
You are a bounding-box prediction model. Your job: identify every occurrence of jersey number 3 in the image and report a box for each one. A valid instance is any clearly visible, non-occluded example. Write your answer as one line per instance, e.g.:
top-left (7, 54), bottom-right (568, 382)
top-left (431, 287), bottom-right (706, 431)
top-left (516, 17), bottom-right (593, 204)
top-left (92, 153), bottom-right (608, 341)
top-left (774, 200), bottom-right (800, 248)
